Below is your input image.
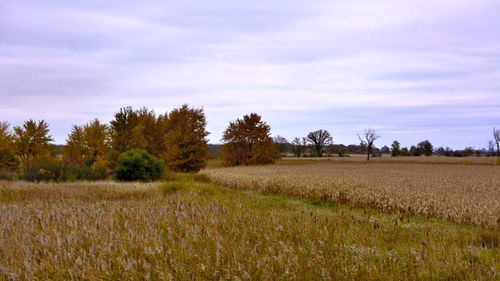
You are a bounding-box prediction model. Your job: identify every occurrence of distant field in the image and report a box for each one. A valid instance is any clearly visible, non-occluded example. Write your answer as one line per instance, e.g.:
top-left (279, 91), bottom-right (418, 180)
top-left (0, 179), bottom-right (498, 280)
top-left (204, 160), bottom-right (500, 228)
top-left (279, 155), bottom-right (499, 165)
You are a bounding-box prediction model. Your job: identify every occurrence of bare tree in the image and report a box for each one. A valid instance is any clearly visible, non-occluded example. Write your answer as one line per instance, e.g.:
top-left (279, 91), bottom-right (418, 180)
top-left (306, 129), bottom-right (333, 157)
top-left (494, 127), bottom-right (500, 157)
top-left (292, 137), bottom-right (305, 157)
top-left (488, 140), bottom-right (495, 156)
top-left (273, 135), bottom-right (289, 156)
top-left (358, 128), bottom-right (380, 161)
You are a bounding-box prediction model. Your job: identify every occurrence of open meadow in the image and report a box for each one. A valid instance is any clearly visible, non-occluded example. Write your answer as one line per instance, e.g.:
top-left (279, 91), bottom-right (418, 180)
top-left (0, 163), bottom-right (499, 280)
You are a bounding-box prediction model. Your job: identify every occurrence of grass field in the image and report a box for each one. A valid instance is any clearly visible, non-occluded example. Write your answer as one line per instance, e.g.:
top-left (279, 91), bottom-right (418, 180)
top-left (0, 159), bottom-right (499, 280)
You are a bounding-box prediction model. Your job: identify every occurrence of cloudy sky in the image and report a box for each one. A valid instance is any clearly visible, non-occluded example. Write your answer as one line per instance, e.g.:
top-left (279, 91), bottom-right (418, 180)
top-left (1, 0), bottom-right (499, 148)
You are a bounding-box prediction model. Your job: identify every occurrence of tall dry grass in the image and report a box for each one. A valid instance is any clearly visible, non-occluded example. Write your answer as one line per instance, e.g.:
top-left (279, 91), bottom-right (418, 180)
top-left (0, 180), bottom-right (498, 280)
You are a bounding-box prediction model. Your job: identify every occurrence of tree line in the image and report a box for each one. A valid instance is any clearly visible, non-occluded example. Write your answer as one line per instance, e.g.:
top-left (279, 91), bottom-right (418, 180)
top-left (0, 109), bottom-right (498, 181)
top-left (0, 105), bottom-right (209, 181)
top-left (274, 128), bottom-right (500, 160)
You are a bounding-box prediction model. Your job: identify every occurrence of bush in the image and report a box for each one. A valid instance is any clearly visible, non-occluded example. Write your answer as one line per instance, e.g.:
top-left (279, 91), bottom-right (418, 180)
top-left (62, 163), bottom-right (92, 181)
top-left (115, 150), bottom-right (165, 181)
top-left (90, 156), bottom-right (109, 180)
top-left (23, 159), bottom-right (62, 182)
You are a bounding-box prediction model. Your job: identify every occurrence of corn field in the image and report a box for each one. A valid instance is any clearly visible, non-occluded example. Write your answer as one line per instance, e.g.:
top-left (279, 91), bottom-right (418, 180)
top-left (204, 161), bottom-right (500, 228)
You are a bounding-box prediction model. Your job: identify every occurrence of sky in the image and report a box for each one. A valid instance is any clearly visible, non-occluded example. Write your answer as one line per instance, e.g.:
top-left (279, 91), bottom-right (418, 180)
top-left (1, 0), bottom-right (499, 149)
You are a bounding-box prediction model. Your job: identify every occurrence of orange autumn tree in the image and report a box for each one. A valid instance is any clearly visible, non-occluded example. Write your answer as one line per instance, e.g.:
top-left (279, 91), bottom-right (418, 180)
top-left (63, 118), bottom-right (111, 180)
top-left (0, 121), bottom-right (20, 179)
top-left (222, 113), bottom-right (278, 166)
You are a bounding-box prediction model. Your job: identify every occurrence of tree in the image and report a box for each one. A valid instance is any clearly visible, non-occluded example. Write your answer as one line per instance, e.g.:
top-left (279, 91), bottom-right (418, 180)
top-left (488, 140), bottom-right (495, 156)
top-left (164, 105), bottom-right (209, 172)
top-left (463, 147), bottom-right (474, 157)
top-left (291, 137), bottom-right (307, 157)
top-left (222, 113), bottom-right (278, 166)
top-left (444, 147), bottom-right (453, 157)
top-left (115, 150), bottom-right (165, 181)
top-left (0, 122), bottom-right (15, 151)
top-left (273, 135), bottom-right (289, 156)
top-left (136, 108), bottom-right (167, 157)
top-left (358, 128), bottom-right (379, 161)
top-left (13, 120), bottom-right (54, 163)
top-left (409, 145), bottom-right (421, 156)
top-left (493, 127), bottom-right (500, 157)
top-left (0, 122), bottom-right (20, 179)
top-left (110, 107), bottom-right (145, 157)
top-left (417, 140), bottom-right (433, 156)
top-left (391, 141), bottom-right (401, 157)
top-left (64, 120), bottom-right (109, 163)
top-left (82, 118), bottom-right (110, 166)
top-left (63, 125), bottom-right (86, 165)
top-left (380, 145), bottom-right (390, 155)
top-left (306, 129), bottom-right (333, 157)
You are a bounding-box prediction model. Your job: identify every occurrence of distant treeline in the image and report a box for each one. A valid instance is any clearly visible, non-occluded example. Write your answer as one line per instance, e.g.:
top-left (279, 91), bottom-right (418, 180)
top-left (0, 106), bottom-right (499, 181)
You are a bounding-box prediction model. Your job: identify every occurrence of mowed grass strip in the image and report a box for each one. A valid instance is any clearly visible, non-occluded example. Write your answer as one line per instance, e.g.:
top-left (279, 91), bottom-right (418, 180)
top-left (204, 161), bottom-right (500, 228)
top-left (0, 179), bottom-right (498, 280)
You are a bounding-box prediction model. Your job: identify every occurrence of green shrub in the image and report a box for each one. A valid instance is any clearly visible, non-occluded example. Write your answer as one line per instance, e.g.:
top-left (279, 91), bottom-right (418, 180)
top-left (62, 163), bottom-right (92, 181)
top-left (115, 150), bottom-right (165, 181)
top-left (23, 159), bottom-right (62, 182)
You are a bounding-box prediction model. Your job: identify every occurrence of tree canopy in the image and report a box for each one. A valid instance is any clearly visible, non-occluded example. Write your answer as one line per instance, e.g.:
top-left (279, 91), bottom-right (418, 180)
top-left (222, 113), bottom-right (278, 166)
top-left (164, 105), bottom-right (209, 172)
top-left (307, 129), bottom-right (333, 157)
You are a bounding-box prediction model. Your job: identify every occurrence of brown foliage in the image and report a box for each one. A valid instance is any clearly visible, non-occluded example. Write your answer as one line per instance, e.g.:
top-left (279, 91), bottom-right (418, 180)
top-left (222, 113), bottom-right (278, 166)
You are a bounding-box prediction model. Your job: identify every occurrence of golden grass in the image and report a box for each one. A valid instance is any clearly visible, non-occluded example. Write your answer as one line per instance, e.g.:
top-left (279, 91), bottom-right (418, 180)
top-left (0, 180), bottom-right (498, 280)
top-left (204, 161), bottom-right (500, 228)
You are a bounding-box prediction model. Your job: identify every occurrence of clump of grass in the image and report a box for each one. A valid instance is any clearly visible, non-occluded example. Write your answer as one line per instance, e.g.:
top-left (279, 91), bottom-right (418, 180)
top-left (479, 231), bottom-right (499, 248)
top-left (161, 181), bottom-right (187, 195)
top-left (496, 158), bottom-right (500, 166)
top-left (193, 173), bottom-right (211, 183)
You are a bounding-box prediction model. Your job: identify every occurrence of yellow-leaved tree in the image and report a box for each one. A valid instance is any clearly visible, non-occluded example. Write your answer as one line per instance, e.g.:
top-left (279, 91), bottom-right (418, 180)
top-left (164, 104), bottom-right (209, 172)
